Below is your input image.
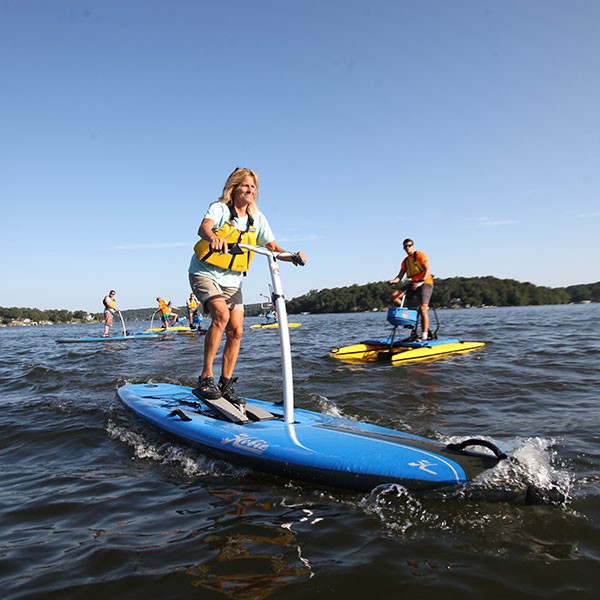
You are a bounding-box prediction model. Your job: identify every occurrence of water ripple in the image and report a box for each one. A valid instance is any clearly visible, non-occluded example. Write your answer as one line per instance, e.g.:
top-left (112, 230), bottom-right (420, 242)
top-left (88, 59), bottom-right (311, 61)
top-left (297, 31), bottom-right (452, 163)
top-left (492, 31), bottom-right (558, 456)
top-left (1, 305), bottom-right (598, 599)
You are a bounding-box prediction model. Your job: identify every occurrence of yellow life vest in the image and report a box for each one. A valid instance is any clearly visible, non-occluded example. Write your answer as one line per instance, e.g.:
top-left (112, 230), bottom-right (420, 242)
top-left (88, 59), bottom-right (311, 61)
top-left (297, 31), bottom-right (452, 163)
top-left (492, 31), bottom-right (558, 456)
top-left (193, 210), bottom-right (257, 273)
top-left (404, 251), bottom-right (433, 283)
top-left (103, 296), bottom-right (116, 312)
top-left (187, 298), bottom-right (199, 309)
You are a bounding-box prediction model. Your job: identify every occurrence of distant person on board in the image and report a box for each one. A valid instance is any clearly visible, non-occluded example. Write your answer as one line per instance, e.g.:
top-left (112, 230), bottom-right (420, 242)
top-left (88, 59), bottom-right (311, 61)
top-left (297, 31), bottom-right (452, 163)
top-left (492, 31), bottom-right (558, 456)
top-left (388, 238), bottom-right (434, 340)
top-left (264, 308), bottom-right (277, 325)
top-left (189, 167), bottom-right (307, 407)
top-left (153, 297), bottom-right (177, 329)
top-left (186, 293), bottom-right (201, 329)
top-left (167, 301), bottom-right (180, 324)
top-left (102, 290), bottom-right (118, 337)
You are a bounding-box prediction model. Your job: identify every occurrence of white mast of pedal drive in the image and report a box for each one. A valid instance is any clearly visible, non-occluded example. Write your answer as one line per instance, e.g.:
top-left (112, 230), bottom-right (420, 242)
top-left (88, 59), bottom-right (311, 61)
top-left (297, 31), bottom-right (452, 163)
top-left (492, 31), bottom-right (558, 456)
top-left (240, 245), bottom-right (298, 424)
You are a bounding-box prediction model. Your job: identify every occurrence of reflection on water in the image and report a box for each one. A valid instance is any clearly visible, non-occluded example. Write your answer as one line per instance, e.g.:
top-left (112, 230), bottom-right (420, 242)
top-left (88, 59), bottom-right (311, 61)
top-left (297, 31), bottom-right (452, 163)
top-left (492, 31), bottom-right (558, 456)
top-left (185, 488), bottom-right (313, 598)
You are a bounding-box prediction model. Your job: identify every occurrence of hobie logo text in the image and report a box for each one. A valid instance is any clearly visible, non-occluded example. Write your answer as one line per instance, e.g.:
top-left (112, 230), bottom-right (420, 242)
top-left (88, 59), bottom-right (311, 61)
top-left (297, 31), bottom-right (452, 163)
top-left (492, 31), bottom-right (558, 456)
top-left (221, 433), bottom-right (269, 454)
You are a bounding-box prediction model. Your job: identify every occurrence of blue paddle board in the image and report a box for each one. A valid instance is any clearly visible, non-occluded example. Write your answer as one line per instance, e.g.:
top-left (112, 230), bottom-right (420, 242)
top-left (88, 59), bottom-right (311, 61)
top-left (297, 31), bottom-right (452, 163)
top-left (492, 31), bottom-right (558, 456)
top-left (117, 382), bottom-right (504, 493)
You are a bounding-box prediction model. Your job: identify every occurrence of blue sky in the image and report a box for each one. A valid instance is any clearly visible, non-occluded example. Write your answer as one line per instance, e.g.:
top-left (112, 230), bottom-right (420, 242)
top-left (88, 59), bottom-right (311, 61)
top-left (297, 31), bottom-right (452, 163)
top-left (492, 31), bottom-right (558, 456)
top-left (2, 0), bottom-right (599, 312)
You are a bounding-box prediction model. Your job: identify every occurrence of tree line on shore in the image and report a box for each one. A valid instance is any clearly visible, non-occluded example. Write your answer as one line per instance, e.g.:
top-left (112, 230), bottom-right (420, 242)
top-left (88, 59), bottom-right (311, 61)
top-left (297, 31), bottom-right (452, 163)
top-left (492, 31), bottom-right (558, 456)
top-left (1, 278), bottom-right (598, 325)
top-left (286, 278), bottom-right (599, 314)
top-left (0, 307), bottom-right (91, 325)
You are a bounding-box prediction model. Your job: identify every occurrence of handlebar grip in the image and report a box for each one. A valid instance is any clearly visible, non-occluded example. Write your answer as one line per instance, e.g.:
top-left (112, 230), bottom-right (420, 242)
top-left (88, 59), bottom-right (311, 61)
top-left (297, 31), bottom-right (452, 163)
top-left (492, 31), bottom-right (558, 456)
top-left (290, 252), bottom-right (305, 267)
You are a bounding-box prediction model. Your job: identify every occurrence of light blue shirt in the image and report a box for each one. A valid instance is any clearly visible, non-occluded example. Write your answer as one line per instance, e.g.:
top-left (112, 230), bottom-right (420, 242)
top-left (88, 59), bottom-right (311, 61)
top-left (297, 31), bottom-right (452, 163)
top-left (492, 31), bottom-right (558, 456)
top-left (188, 201), bottom-right (275, 288)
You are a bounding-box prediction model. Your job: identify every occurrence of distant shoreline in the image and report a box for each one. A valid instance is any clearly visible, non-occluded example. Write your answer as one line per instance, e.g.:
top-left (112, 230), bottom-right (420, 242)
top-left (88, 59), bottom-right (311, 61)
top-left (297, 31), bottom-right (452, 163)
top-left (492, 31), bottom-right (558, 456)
top-left (1, 300), bottom-right (596, 328)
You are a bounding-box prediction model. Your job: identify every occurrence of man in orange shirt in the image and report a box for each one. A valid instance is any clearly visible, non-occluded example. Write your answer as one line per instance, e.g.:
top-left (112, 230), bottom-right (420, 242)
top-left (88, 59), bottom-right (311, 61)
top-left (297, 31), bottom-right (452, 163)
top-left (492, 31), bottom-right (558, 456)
top-left (388, 238), bottom-right (434, 340)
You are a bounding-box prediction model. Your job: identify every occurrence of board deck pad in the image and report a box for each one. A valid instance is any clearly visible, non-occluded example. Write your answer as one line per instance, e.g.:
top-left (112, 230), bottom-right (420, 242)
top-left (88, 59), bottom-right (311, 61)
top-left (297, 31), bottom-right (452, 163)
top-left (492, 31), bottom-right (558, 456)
top-left (191, 389), bottom-right (276, 424)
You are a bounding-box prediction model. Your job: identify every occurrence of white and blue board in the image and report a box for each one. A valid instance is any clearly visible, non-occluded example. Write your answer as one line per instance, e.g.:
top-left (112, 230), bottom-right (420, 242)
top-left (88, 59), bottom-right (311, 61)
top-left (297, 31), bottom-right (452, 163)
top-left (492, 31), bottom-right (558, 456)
top-left (117, 245), bottom-right (507, 494)
top-left (118, 381), bottom-right (503, 492)
top-left (57, 331), bottom-right (167, 343)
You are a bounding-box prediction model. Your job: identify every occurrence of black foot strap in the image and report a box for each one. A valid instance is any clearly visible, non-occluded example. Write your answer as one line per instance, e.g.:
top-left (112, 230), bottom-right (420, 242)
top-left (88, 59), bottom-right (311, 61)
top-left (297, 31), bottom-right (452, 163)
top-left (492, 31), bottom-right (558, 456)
top-left (446, 438), bottom-right (508, 460)
top-left (168, 408), bottom-right (192, 422)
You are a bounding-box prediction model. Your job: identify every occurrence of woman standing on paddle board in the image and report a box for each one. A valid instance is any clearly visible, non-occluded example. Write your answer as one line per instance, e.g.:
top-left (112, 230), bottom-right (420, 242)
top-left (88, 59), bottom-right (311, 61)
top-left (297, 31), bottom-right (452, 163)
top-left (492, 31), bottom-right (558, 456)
top-left (102, 290), bottom-right (118, 337)
top-left (388, 238), bottom-right (434, 340)
top-left (188, 167), bottom-right (307, 406)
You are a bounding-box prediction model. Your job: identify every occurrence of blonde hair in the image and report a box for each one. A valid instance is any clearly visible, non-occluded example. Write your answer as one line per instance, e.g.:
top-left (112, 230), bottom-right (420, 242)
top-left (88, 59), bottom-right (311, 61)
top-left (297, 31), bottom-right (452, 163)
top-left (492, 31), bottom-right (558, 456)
top-left (218, 167), bottom-right (259, 219)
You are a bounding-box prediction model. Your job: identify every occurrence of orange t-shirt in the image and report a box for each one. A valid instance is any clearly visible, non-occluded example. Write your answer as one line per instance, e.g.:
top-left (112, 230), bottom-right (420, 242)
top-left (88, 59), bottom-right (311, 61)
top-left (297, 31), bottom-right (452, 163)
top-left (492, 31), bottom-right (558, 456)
top-left (157, 299), bottom-right (170, 315)
top-left (402, 250), bottom-right (434, 284)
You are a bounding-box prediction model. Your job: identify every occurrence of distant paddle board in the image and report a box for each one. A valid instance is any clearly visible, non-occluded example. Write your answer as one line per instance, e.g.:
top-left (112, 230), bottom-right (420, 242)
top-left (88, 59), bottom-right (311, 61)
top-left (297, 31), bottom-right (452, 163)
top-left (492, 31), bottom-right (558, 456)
top-left (56, 332), bottom-right (166, 343)
top-left (145, 326), bottom-right (196, 333)
top-left (250, 322), bottom-right (301, 329)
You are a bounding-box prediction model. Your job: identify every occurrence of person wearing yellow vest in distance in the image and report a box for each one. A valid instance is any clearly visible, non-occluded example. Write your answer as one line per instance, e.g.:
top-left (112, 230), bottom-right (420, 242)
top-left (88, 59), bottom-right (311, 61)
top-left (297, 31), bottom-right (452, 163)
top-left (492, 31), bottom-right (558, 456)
top-left (186, 293), bottom-right (201, 329)
top-left (188, 167), bottom-right (307, 407)
top-left (102, 290), bottom-right (118, 337)
top-left (388, 238), bottom-right (434, 341)
top-left (153, 297), bottom-right (178, 329)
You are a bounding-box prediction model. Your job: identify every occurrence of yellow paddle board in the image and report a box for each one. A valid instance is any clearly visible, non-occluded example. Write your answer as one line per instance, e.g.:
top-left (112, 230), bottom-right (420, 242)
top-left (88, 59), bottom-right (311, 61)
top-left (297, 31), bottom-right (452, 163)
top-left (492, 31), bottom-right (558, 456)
top-left (249, 322), bottom-right (302, 329)
top-left (330, 340), bottom-right (485, 364)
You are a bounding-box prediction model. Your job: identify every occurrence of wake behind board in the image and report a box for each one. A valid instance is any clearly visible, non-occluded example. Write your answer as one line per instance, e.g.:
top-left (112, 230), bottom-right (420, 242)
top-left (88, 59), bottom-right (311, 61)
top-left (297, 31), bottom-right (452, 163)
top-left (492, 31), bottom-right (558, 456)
top-left (117, 382), bottom-right (505, 493)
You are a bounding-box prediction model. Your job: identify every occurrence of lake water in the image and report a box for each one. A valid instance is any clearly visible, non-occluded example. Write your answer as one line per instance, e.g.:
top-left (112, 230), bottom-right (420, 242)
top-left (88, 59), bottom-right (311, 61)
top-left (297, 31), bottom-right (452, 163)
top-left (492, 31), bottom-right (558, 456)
top-left (1, 304), bottom-right (598, 599)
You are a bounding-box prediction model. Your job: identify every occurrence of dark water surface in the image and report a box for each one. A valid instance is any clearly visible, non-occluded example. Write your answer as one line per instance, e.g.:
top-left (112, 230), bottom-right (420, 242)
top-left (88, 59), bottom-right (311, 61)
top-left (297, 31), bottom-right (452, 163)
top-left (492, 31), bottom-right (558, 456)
top-left (1, 304), bottom-right (598, 599)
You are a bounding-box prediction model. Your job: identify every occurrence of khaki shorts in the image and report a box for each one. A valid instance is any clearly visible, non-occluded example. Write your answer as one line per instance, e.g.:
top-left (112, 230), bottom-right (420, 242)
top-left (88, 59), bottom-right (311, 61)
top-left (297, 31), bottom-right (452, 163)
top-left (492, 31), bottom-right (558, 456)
top-left (189, 273), bottom-right (244, 312)
top-left (407, 283), bottom-right (434, 306)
